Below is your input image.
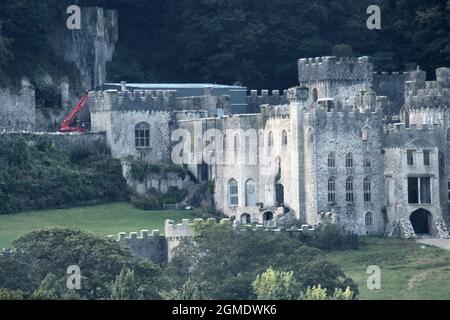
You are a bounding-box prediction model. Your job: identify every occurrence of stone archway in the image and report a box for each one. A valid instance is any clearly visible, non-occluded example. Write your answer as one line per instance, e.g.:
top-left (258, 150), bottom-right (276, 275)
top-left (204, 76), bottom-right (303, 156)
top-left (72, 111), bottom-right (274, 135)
top-left (263, 211), bottom-right (273, 224)
top-left (240, 213), bottom-right (251, 224)
top-left (410, 208), bottom-right (433, 235)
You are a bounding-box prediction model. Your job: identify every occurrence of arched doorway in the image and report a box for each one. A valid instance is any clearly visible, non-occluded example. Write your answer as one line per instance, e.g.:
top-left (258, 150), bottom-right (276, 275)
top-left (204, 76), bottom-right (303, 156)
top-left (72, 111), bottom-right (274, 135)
top-left (410, 209), bottom-right (433, 235)
top-left (240, 213), bottom-right (251, 224)
top-left (275, 183), bottom-right (284, 206)
top-left (263, 211), bottom-right (273, 224)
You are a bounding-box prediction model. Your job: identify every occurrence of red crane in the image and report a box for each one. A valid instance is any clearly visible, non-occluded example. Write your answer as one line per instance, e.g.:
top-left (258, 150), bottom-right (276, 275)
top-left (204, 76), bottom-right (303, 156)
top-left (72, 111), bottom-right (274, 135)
top-left (59, 95), bottom-right (90, 133)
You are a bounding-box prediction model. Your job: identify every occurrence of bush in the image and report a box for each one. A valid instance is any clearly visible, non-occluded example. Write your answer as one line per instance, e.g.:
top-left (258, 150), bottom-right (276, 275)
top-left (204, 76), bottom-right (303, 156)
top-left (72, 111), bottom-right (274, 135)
top-left (299, 224), bottom-right (359, 251)
top-left (0, 134), bottom-right (128, 214)
top-left (131, 193), bottom-right (163, 210)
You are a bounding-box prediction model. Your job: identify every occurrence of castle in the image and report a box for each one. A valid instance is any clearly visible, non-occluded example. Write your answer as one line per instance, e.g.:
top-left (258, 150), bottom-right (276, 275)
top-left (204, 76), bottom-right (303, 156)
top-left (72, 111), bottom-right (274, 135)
top-left (87, 56), bottom-right (450, 239)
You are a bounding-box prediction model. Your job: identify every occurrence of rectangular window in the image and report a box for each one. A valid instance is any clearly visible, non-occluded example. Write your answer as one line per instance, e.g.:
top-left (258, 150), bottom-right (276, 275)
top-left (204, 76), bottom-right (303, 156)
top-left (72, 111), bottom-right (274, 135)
top-left (408, 177), bottom-right (419, 203)
top-left (407, 150), bottom-right (414, 166)
top-left (420, 177), bottom-right (431, 204)
top-left (423, 150), bottom-right (431, 166)
top-left (408, 177), bottom-right (431, 204)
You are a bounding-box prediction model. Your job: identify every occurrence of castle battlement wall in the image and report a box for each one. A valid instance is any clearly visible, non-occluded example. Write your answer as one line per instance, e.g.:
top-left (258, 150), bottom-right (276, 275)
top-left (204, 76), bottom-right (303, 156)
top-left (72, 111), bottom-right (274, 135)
top-left (111, 229), bottom-right (167, 263)
top-left (246, 89), bottom-right (289, 113)
top-left (309, 106), bottom-right (382, 129)
top-left (89, 89), bottom-right (177, 112)
top-left (0, 80), bottom-right (35, 132)
top-left (298, 56), bottom-right (372, 83)
top-left (406, 68), bottom-right (450, 108)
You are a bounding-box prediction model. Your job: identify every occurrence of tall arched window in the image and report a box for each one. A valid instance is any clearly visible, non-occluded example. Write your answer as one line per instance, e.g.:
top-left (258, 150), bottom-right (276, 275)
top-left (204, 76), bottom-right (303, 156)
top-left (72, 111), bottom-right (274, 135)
top-left (346, 177), bottom-right (354, 203)
top-left (364, 177), bottom-right (371, 202)
top-left (363, 154), bottom-right (371, 168)
top-left (447, 128), bottom-right (450, 142)
top-left (267, 131), bottom-right (274, 156)
top-left (282, 130), bottom-right (288, 147)
top-left (346, 153), bottom-right (353, 168)
top-left (135, 122), bottom-right (150, 148)
top-left (228, 179), bottom-right (238, 207)
top-left (328, 177), bottom-right (336, 203)
top-left (328, 152), bottom-right (336, 168)
top-left (365, 212), bottom-right (373, 229)
top-left (245, 179), bottom-right (256, 207)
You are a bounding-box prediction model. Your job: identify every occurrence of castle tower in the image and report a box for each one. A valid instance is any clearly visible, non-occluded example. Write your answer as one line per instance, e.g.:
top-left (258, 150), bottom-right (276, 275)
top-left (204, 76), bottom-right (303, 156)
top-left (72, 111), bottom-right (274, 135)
top-left (297, 56), bottom-right (373, 110)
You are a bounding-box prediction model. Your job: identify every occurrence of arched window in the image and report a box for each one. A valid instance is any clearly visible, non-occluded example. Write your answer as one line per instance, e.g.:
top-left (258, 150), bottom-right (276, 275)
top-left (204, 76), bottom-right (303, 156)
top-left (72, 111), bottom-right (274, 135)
top-left (346, 153), bottom-right (353, 168)
top-left (328, 152), bottom-right (336, 168)
top-left (282, 130), bottom-right (288, 147)
top-left (135, 122), bottom-right (150, 148)
top-left (346, 177), bottom-right (354, 203)
top-left (245, 179), bottom-right (256, 207)
top-left (312, 88), bottom-right (318, 102)
top-left (267, 131), bottom-right (274, 156)
top-left (447, 128), bottom-right (450, 143)
top-left (328, 177), bottom-right (336, 203)
top-left (363, 154), bottom-right (371, 168)
top-left (228, 179), bottom-right (239, 207)
top-left (365, 212), bottom-right (373, 229)
top-left (364, 177), bottom-right (371, 202)
top-left (362, 127), bottom-right (371, 142)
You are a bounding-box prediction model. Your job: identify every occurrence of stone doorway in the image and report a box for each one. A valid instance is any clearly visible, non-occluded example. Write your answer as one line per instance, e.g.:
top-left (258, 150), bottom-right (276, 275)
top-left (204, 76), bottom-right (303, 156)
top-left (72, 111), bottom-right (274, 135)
top-left (263, 211), bottom-right (273, 225)
top-left (410, 208), bottom-right (433, 235)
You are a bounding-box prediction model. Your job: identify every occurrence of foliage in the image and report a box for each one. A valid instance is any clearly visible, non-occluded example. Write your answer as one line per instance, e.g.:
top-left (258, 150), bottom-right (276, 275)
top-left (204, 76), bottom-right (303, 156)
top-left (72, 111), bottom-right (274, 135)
top-left (300, 285), bottom-right (355, 300)
top-left (0, 135), bottom-right (128, 214)
top-left (298, 224), bottom-right (359, 250)
top-left (111, 269), bottom-right (142, 300)
top-left (252, 267), bottom-right (298, 300)
top-left (0, 288), bottom-right (26, 300)
top-left (166, 221), bottom-right (358, 299)
top-left (0, 227), bottom-right (163, 300)
top-left (301, 285), bottom-right (328, 300)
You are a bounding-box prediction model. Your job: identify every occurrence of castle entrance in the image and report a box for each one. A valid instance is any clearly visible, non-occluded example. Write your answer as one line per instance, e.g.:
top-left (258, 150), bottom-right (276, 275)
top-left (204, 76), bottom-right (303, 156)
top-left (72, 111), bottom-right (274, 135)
top-left (410, 208), bottom-right (433, 235)
top-left (263, 211), bottom-right (273, 225)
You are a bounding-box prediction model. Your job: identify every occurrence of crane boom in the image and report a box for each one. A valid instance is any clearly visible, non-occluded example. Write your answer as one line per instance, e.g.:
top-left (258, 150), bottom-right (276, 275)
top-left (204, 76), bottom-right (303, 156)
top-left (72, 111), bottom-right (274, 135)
top-left (59, 95), bottom-right (90, 133)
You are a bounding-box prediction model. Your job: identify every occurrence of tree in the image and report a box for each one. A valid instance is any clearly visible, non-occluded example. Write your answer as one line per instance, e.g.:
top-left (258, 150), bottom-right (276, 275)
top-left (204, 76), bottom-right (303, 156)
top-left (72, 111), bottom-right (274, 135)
top-left (11, 228), bottom-right (134, 299)
top-left (0, 288), bottom-right (25, 300)
top-left (252, 267), bottom-right (298, 300)
top-left (301, 285), bottom-right (328, 300)
top-left (31, 273), bottom-right (61, 300)
top-left (111, 269), bottom-right (142, 300)
top-left (167, 221), bottom-right (357, 299)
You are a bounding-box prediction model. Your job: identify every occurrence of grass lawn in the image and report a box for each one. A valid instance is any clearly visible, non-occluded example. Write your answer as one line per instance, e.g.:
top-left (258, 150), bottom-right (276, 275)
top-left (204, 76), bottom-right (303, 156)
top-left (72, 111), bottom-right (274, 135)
top-left (326, 237), bottom-right (450, 300)
top-left (0, 202), bottom-right (190, 249)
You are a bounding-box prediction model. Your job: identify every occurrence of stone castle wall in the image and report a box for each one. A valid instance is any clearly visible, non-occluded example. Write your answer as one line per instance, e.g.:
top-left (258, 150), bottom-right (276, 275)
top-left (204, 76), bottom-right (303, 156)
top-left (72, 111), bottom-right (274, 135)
top-left (0, 82), bottom-right (35, 132)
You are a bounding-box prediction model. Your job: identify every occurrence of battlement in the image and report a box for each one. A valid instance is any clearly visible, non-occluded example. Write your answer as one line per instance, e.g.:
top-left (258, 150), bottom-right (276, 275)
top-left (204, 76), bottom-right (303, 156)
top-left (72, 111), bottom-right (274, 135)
top-left (383, 122), bottom-right (443, 134)
top-left (246, 89), bottom-right (288, 113)
top-left (406, 68), bottom-right (450, 108)
top-left (110, 229), bottom-right (163, 241)
top-left (89, 89), bottom-right (177, 112)
top-left (311, 104), bottom-right (383, 129)
top-left (298, 56), bottom-right (373, 83)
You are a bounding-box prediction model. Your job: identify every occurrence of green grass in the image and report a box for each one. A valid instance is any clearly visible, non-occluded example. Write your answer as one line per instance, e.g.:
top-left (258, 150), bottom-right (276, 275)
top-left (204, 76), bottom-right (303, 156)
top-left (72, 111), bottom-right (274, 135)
top-left (0, 202), bottom-right (189, 249)
top-left (326, 237), bottom-right (450, 300)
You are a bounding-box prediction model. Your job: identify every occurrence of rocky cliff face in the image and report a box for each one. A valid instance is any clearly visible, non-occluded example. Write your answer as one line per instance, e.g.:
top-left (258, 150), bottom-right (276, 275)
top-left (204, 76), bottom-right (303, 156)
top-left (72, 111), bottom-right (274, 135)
top-left (64, 7), bottom-right (118, 91)
top-left (51, 7), bottom-right (118, 92)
